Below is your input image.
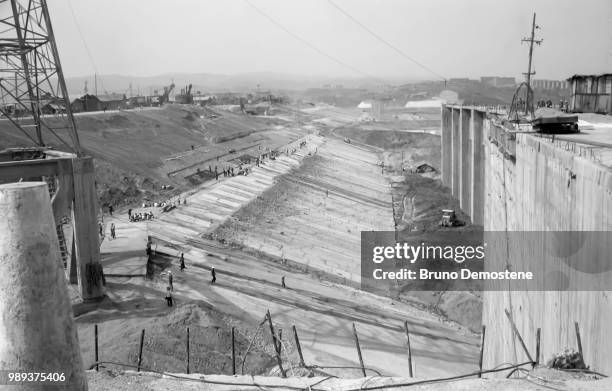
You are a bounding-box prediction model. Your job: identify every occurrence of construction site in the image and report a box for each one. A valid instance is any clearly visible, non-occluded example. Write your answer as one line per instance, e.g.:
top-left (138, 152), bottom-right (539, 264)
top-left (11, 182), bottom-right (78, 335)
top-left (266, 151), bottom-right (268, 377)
top-left (1, 1), bottom-right (612, 390)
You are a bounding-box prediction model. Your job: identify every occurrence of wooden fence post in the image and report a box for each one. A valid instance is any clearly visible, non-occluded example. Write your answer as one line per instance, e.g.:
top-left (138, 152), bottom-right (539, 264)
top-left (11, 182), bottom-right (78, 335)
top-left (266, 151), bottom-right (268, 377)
top-left (186, 327), bottom-right (190, 374)
top-left (137, 329), bottom-right (145, 372)
top-left (292, 325), bottom-right (305, 367)
top-left (575, 322), bottom-right (585, 367)
top-left (504, 309), bottom-right (534, 363)
top-left (231, 327), bottom-right (236, 375)
top-left (478, 325), bottom-right (486, 377)
top-left (94, 324), bottom-right (99, 372)
top-left (352, 323), bottom-right (367, 377)
top-left (403, 321), bottom-right (413, 377)
top-left (266, 310), bottom-right (286, 378)
top-left (535, 328), bottom-right (541, 367)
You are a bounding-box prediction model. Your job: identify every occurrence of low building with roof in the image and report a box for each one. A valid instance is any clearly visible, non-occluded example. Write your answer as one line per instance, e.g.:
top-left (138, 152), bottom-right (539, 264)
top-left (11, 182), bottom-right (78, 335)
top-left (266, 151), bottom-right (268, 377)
top-left (567, 74), bottom-right (612, 115)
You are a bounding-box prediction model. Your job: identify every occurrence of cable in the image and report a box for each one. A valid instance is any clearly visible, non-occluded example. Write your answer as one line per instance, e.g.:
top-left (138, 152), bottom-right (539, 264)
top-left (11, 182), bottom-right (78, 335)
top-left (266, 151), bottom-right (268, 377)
top-left (88, 361), bottom-right (326, 390)
top-left (66, 0), bottom-right (107, 94)
top-left (558, 368), bottom-right (608, 378)
top-left (243, 0), bottom-right (388, 84)
top-left (342, 361), bottom-right (534, 391)
top-left (327, 0), bottom-right (446, 82)
top-left (306, 375), bottom-right (335, 388)
top-left (305, 364), bottom-right (383, 377)
top-left (88, 359), bottom-right (538, 391)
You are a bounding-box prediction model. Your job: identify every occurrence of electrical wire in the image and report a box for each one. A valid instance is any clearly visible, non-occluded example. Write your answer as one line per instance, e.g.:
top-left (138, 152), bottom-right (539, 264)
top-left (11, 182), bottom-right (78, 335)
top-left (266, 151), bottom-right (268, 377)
top-left (243, 0), bottom-right (388, 85)
top-left (66, 0), bottom-right (107, 94)
top-left (327, 0), bottom-right (446, 82)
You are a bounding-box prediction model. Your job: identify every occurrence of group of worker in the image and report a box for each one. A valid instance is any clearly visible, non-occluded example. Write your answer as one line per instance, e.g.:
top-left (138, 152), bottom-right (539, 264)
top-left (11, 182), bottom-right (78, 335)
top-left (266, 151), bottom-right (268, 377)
top-left (163, 252), bottom-right (215, 307)
top-left (161, 251), bottom-right (286, 307)
top-left (212, 165), bottom-right (236, 180)
top-left (535, 99), bottom-right (570, 112)
top-left (128, 209), bottom-right (154, 222)
top-left (98, 222), bottom-right (117, 240)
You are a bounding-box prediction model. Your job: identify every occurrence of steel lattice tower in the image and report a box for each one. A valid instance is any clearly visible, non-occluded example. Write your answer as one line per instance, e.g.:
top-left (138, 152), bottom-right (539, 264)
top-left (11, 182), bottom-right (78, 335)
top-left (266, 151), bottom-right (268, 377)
top-left (0, 0), bottom-right (81, 155)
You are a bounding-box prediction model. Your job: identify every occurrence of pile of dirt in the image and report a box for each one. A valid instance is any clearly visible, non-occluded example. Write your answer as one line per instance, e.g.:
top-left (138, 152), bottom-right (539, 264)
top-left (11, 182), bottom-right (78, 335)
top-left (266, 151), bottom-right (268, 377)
top-left (95, 159), bottom-right (144, 209)
top-left (95, 304), bottom-right (275, 375)
top-left (333, 127), bottom-right (440, 148)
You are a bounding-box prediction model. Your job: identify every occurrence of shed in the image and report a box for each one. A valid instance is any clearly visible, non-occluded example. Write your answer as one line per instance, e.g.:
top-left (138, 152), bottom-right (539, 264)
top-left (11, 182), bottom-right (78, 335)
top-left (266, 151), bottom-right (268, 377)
top-left (97, 93), bottom-right (127, 111)
top-left (567, 74), bottom-right (612, 115)
top-left (71, 94), bottom-right (101, 112)
top-left (41, 102), bottom-right (66, 115)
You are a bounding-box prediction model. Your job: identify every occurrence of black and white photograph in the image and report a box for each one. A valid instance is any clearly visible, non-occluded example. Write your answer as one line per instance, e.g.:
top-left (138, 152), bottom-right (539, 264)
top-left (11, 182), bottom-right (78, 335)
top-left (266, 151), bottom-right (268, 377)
top-left (0, 0), bottom-right (611, 389)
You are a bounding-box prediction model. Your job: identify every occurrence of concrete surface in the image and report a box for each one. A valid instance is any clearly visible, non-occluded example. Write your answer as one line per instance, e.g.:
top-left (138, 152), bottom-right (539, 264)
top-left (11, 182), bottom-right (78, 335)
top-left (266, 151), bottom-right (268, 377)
top-left (85, 131), bottom-right (479, 379)
top-left (0, 182), bottom-right (87, 390)
top-left (441, 105), bottom-right (612, 376)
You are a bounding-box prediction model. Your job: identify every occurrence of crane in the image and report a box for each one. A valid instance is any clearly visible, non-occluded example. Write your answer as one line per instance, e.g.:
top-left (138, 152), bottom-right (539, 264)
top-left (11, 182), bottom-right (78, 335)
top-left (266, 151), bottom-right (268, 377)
top-left (159, 82), bottom-right (175, 105)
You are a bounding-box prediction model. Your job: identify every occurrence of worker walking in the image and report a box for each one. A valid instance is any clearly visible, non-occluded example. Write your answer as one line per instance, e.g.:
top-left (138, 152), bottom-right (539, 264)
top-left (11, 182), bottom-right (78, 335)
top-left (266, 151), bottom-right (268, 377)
top-left (281, 276), bottom-right (286, 288)
top-left (110, 223), bottom-right (116, 240)
top-left (179, 253), bottom-right (185, 271)
top-left (165, 286), bottom-right (173, 307)
top-left (211, 266), bottom-right (216, 284)
top-left (108, 205), bottom-right (114, 216)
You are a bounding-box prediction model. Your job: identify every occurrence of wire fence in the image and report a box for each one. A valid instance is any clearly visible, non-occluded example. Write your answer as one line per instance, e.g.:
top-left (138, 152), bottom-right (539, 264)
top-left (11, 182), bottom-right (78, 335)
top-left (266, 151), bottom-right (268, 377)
top-left (87, 310), bottom-right (607, 390)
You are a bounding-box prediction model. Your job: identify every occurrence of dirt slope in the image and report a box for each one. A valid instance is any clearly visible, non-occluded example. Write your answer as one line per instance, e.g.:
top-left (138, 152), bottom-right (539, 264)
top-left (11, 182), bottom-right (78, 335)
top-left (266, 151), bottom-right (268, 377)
top-left (0, 104), bottom-right (305, 208)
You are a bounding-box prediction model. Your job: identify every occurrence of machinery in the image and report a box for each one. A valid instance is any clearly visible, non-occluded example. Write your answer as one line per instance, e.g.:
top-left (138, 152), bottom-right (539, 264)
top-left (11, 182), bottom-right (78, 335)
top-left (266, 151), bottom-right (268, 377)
top-left (440, 209), bottom-right (463, 227)
top-left (159, 82), bottom-right (175, 105)
top-left (532, 115), bottom-right (579, 134)
top-left (175, 84), bottom-right (193, 104)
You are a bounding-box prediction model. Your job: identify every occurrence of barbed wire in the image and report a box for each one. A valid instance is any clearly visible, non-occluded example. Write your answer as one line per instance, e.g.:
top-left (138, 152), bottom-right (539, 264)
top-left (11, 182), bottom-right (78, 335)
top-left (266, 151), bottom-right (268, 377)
top-left (87, 360), bottom-right (541, 391)
top-left (241, 317), bottom-right (268, 375)
top-left (88, 360), bottom-right (329, 390)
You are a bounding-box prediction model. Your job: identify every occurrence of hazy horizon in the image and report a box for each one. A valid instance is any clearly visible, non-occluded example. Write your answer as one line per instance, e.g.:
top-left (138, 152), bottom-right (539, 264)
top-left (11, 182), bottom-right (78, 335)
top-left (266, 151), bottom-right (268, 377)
top-left (50, 0), bottom-right (612, 85)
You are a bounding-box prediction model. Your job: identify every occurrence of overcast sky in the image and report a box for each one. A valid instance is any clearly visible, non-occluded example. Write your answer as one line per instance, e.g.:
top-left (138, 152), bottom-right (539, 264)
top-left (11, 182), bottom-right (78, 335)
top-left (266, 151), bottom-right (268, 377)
top-left (49, 0), bottom-right (612, 82)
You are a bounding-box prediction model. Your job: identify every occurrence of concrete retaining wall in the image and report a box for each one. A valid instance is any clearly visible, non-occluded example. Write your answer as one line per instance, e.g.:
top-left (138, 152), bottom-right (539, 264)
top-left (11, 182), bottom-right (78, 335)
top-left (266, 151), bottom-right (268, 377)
top-left (440, 106), bottom-right (486, 225)
top-left (440, 105), bottom-right (612, 375)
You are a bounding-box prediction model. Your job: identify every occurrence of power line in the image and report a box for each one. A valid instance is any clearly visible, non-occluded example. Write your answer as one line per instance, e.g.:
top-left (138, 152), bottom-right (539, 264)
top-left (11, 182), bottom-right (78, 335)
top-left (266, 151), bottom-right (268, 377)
top-left (66, 0), bottom-right (107, 94)
top-left (243, 0), bottom-right (388, 84)
top-left (327, 0), bottom-right (446, 82)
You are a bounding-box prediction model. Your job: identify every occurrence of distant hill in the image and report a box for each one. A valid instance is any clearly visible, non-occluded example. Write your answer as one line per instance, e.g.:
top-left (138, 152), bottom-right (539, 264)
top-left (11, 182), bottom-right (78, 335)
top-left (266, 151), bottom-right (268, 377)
top-left (65, 72), bottom-right (418, 96)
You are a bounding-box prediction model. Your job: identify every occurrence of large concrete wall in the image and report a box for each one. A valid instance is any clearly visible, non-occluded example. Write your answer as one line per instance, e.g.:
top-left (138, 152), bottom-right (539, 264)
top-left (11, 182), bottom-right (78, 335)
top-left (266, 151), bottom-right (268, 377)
top-left (441, 105), bottom-right (612, 375)
top-left (440, 106), bottom-right (485, 225)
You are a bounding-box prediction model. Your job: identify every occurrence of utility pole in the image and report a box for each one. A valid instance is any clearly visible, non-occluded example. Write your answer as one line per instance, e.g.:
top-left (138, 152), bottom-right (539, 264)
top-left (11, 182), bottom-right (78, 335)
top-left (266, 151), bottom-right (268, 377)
top-left (521, 13), bottom-right (542, 113)
top-left (94, 73), bottom-right (98, 96)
